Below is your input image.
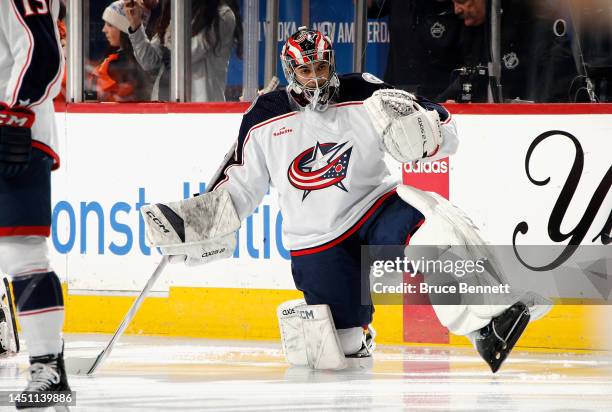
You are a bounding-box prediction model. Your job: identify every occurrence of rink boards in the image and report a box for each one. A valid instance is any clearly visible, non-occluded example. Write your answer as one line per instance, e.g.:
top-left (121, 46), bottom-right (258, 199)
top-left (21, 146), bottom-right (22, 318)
top-left (45, 103), bottom-right (612, 351)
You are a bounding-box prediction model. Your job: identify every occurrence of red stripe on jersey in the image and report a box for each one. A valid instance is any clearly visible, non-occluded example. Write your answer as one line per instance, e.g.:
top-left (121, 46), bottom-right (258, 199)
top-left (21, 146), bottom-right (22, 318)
top-left (0, 226), bottom-right (50, 237)
top-left (32, 140), bottom-right (61, 170)
top-left (18, 306), bottom-right (64, 317)
top-left (290, 189), bottom-right (397, 256)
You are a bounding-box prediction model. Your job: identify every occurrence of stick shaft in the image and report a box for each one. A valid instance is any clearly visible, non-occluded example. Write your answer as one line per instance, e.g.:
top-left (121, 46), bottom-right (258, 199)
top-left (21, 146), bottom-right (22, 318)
top-left (87, 256), bottom-right (169, 374)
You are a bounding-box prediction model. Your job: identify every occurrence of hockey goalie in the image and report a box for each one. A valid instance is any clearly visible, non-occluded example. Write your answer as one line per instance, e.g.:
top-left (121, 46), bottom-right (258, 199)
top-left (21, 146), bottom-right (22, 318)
top-left (142, 26), bottom-right (550, 372)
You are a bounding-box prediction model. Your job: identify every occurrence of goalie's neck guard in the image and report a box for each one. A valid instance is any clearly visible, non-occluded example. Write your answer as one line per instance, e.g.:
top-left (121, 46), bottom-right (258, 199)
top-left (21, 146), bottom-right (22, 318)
top-left (281, 26), bottom-right (339, 112)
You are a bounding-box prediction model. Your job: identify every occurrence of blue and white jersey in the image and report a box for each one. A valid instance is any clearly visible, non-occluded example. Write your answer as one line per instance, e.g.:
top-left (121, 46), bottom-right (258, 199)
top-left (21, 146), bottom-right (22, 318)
top-left (0, 0), bottom-right (64, 169)
top-left (210, 73), bottom-right (458, 252)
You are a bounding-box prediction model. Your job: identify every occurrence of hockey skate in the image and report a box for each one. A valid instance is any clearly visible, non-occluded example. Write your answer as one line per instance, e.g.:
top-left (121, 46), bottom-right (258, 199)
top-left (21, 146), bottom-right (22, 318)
top-left (16, 351), bottom-right (72, 410)
top-left (474, 302), bottom-right (530, 373)
top-left (346, 326), bottom-right (376, 359)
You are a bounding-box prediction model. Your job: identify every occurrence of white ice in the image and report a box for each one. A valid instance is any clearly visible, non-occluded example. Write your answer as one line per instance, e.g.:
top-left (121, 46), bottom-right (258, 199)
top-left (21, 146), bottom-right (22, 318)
top-left (1, 334), bottom-right (611, 411)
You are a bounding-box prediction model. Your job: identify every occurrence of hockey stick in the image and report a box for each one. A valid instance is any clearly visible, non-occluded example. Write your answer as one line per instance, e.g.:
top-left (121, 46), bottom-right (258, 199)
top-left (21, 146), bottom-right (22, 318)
top-left (65, 256), bottom-right (169, 375)
top-left (1, 277), bottom-right (20, 354)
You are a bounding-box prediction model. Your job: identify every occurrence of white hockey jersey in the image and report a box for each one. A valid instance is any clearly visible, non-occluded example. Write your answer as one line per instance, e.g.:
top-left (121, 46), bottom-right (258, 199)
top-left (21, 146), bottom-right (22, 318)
top-left (210, 74), bottom-right (458, 252)
top-left (0, 0), bottom-right (64, 169)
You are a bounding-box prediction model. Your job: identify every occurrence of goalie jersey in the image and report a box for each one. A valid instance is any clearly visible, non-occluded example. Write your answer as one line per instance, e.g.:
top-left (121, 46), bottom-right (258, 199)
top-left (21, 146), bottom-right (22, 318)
top-left (0, 0), bottom-right (64, 170)
top-left (210, 73), bottom-right (458, 252)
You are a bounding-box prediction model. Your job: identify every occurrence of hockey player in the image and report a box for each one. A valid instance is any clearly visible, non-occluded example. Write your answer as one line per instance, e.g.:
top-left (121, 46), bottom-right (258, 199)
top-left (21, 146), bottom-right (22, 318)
top-left (0, 0), bottom-right (70, 407)
top-left (142, 27), bottom-right (547, 372)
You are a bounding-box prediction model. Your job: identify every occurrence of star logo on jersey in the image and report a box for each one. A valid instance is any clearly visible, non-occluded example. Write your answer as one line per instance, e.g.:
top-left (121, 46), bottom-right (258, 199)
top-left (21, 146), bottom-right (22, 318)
top-left (288, 141), bottom-right (353, 200)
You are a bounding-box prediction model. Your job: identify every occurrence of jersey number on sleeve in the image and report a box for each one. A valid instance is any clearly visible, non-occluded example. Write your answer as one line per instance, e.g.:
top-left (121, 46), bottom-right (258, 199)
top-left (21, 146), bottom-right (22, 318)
top-left (21, 0), bottom-right (49, 16)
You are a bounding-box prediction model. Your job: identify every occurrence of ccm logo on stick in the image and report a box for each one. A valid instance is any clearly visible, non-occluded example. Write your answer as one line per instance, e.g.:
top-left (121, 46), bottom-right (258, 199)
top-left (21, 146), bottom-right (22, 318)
top-left (145, 211), bottom-right (170, 233)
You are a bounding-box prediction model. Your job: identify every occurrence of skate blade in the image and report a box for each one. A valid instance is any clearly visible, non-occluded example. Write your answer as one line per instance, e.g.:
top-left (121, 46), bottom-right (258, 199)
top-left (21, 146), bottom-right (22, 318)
top-left (488, 311), bottom-right (530, 373)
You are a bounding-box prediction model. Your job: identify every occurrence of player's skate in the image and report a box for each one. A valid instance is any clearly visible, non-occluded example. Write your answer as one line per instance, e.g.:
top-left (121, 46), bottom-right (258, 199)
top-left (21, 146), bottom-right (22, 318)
top-left (16, 350), bottom-right (71, 410)
top-left (346, 325), bottom-right (376, 359)
top-left (473, 302), bottom-right (530, 373)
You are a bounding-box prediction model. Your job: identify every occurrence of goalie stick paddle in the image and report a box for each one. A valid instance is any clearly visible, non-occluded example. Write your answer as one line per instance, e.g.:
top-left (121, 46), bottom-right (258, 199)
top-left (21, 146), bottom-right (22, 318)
top-left (65, 256), bottom-right (169, 375)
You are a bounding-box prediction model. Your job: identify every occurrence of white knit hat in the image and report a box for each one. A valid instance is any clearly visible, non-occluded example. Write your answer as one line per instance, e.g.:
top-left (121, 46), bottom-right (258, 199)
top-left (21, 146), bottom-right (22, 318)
top-left (102, 1), bottom-right (131, 34)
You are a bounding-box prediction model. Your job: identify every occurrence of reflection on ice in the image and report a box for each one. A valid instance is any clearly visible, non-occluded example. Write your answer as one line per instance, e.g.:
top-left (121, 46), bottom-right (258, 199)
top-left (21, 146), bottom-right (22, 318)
top-left (0, 334), bottom-right (610, 411)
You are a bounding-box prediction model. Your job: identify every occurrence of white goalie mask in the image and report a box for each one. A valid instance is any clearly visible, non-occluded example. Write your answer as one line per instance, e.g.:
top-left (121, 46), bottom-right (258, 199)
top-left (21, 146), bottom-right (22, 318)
top-left (280, 26), bottom-right (339, 111)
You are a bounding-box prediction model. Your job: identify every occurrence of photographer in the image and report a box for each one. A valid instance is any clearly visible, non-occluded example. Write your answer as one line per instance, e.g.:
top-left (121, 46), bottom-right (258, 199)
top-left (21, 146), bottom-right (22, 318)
top-left (438, 0), bottom-right (582, 103)
top-left (367, 0), bottom-right (463, 100)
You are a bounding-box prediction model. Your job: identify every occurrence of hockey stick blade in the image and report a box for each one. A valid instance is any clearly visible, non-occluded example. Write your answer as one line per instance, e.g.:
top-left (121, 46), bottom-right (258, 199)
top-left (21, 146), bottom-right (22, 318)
top-left (65, 256), bottom-right (169, 375)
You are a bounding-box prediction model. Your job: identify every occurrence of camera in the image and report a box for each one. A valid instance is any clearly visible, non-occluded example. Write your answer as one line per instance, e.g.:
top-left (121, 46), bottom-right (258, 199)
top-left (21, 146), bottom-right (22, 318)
top-left (455, 65), bottom-right (489, 103)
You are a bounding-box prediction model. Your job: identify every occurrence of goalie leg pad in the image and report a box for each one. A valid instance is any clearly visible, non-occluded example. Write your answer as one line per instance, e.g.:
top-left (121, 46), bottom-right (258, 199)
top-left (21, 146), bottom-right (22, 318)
top-left (277, 300), bottom-right (347, 370)
top-left (301, 305), bottom-right (347, 370)
top-left (397, 185), bottom-right (551, 335)
top-left (277, 299), bottom-right (308, 366)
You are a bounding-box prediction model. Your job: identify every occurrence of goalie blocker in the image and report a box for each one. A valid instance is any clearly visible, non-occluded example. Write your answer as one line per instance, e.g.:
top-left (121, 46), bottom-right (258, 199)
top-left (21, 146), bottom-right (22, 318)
top-left (140, 189), bottom-right (241, 266)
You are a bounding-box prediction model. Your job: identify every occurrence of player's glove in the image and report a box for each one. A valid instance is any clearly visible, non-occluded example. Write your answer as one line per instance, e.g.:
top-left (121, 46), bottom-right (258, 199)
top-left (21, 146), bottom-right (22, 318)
top-left (364, 89), bottom-right (442, 162)
top-left (141, 189), bottom-right (241, 266)
top-left (0, 103), bottom-right (35, 178)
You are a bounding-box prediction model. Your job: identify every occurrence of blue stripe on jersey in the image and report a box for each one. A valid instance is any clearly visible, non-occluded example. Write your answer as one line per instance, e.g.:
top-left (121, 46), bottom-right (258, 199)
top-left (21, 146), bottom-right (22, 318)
top-left (9, 0), bottom-right (61, 107)
top-left (336, 73), bottom-right (450, 121)
top-left (336, 73), bottom-right (393, 102)
top-left (415, 97), bottom-right (451, 123)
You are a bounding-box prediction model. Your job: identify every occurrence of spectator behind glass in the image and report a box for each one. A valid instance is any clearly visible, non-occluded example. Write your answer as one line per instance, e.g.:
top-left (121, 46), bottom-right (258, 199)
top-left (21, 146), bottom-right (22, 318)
top-left (55, 0), bottom-right (67, 104)
top-left (438, 0), bottom-right (582, 102)
top-left (367, 0), bottom-right (463, 100)
top-left (91, 1), bottom-right (151, 102)
top-left (124, 0), bottom-right (241, 102)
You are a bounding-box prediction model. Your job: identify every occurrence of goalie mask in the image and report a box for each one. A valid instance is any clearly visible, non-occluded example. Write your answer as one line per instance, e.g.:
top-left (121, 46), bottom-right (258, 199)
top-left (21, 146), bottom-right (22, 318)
top-left (281, 26), bottom-right (339, 111)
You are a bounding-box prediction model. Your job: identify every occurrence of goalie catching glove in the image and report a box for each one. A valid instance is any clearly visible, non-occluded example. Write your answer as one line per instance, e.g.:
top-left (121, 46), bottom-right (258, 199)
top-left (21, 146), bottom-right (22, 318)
top-left (0, 102), bottom-right (35, 177)
top-left (364, 89), bottom-right (442, 162)
top-left (141, 189), bottom-right (241, 266)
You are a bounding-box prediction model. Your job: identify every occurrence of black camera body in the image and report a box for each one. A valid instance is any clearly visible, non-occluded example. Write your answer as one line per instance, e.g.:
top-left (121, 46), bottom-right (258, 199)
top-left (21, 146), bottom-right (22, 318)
top-left (456, 65), bottom-right (489, 103)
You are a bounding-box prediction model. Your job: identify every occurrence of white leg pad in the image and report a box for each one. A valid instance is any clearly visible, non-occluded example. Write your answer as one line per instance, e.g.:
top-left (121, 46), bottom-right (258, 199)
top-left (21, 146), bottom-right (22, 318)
top-left (397, 185), bottom-right (551, 336)
top-left (300, 305), bottom-right (347, 370)
top-left (277, 299), bottom-right (308, 366)
top-left (277, 300), bottom-right (347, 370)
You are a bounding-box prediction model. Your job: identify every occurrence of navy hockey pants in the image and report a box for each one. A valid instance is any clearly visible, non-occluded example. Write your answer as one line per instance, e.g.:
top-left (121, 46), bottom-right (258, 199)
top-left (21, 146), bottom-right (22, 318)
top-left (289, 189), bottom-right (424, 329)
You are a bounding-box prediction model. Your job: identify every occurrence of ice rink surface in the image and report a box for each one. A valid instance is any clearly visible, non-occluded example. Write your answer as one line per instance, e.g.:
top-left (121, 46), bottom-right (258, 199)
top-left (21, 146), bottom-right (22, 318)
top-left (0, 334), bottom-right (611, 411)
